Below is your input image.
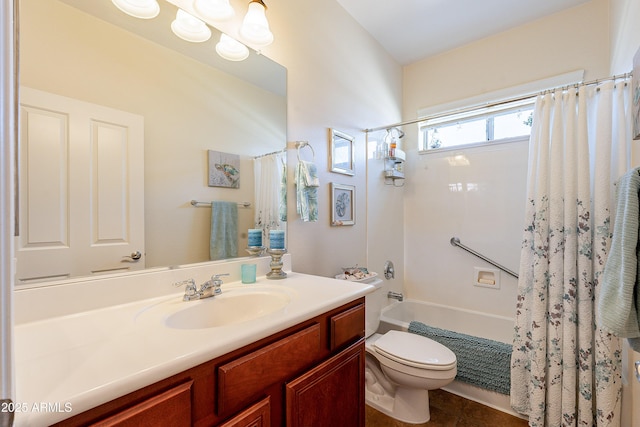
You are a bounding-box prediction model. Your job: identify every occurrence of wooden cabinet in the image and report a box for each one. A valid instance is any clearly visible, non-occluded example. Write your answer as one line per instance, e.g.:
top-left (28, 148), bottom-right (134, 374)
top-left (54, 299), bottom-right (365, 427)
top-left (89, 381), bottom-right (193, 427)
top-left (286, 342), bottom-right (364, 427)
top-left (218, 397), bottom-right (270, 427)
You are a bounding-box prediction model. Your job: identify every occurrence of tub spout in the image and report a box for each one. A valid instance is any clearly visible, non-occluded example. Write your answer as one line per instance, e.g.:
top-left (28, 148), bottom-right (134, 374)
top-left (387, 291), bottom-right (404, 302)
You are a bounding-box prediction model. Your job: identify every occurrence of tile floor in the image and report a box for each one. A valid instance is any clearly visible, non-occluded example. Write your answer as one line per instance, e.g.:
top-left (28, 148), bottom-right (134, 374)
top-left (365, 389), bottom-right (529, 427)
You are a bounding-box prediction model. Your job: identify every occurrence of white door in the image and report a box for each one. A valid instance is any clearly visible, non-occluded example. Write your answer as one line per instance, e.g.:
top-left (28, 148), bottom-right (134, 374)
top-left (17, 87), bottom-right (145, 284)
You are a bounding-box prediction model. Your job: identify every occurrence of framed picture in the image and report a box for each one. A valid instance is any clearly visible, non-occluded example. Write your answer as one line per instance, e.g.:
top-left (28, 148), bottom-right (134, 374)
top-left (208, 150), bottom-right (240, 188)
top-left (633, 47), bottom-right (640, 140)
top-left (329, 129), bottom-right (355, 175)
top-left (331, 183), bottom-right (355, 226)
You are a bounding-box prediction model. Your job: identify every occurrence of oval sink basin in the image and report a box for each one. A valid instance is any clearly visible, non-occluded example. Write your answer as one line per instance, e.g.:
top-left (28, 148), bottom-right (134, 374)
top-left (163, 287), bottom-right (292, 330)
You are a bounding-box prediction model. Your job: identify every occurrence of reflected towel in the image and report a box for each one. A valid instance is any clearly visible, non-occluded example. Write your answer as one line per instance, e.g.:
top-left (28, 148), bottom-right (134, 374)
top-left (599, 167), bottom-right (640, 351)
top-left (280, 161), bottom-right (287, 222)
top-left (295, 160), bottom-right (319, 222)
top-left (210, 201), bottom-right (238, 260)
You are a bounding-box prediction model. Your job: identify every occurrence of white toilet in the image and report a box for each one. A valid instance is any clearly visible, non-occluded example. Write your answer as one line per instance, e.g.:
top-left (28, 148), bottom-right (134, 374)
top-left (364, 278), bottom-right (457, 424)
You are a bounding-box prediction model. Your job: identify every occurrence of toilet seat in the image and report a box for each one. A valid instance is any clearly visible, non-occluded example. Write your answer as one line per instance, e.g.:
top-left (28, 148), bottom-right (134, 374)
top-left (373, 330), bottom-right (456, 371)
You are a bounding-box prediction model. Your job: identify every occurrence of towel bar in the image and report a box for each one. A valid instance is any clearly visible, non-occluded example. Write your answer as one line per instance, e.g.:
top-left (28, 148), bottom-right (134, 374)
top-left (190, 200), bottom-right (251, 208)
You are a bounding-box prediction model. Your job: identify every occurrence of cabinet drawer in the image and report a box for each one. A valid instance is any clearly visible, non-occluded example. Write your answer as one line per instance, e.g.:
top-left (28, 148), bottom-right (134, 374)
top-left (330, 303), bottom-right (364, 350)
top-left (218, 323), bottom-right (321, 415)
top-left (90, 381), bottom-right (193, 427)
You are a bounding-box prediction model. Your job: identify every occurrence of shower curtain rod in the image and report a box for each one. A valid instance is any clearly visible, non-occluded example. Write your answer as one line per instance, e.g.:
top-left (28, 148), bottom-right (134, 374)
top-left (364, 71), bottom-right (633, 133)
top-left (254, 149), bottom-right (285, 159)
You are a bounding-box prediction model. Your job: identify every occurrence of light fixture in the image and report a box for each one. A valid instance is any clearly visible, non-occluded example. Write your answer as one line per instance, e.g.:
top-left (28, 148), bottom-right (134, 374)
top-left (216, 34), bottom-right (250, 61)
top-left (171, 9), bottom-right (212, 43)
top-left (194, 0), bottom-right (235, 22)
top-left (111, 0), bottom-right (159, 19)
top-left (239, 0), bottom-right (273, 47)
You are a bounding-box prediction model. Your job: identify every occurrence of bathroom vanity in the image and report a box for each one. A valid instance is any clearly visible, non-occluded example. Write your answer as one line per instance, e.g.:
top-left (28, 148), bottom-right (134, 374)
top-left (53, 298), bottom-right (365, 426)
top-left (13, 258), bottom-right (373, 426)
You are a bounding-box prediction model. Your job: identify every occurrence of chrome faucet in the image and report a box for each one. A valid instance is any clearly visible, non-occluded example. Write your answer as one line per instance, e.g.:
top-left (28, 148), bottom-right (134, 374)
top-left (174, 274), bottom-right (229, 301)
top-left (387, 291), bottom-right (404, 302)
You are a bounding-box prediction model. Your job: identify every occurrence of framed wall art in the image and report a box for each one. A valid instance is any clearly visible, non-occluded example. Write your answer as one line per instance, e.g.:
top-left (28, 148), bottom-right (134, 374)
top-left (208, 150), bottom-right (240, 188)
top-left (331, 183), bottom-right (355, 226)
top-left (329, 129), bottom-right (355, 175)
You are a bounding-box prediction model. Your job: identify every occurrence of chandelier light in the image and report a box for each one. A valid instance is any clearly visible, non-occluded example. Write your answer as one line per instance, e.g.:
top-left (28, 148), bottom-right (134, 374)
top-left (239, 0), bottom-right (273, 47)
top-left (111, 0), bottom-right (160, 19)
top-left (111, 0), bottom-right (275, 61)
top-left (194, 0), bottom-right (235, 22)
top-left (171, 9), bottom-right (212, 43)
top-left (215, 33), bottom-right (250, 61)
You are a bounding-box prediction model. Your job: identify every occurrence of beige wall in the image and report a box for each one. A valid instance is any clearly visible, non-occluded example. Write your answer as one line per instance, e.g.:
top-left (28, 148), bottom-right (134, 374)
top-left (403, 0), bottom-right (610, 122)
top-left (610, 0), bottom-right (640, 74)
top-left (249, 0), bottom-right (404, 277)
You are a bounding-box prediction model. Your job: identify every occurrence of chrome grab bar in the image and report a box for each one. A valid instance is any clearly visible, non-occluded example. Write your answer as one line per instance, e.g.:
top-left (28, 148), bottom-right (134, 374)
top-left (450, 237), bottom-right (519, 279)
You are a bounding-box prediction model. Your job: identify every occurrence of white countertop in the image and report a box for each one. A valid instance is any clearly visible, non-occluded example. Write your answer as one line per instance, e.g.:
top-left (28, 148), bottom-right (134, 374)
top-left (13, 271), bottom-right (373, 426)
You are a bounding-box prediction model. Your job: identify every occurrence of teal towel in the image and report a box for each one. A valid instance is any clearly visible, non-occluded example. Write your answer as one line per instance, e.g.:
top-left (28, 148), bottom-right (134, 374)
top-left (295, 160), bottom-right (319, 222)
top-left (408, 321), bottom-right (512, 395)
top-left (210, 201), bottom-right (238, 260)
top-left (599, 167), bottom-right (640, 351)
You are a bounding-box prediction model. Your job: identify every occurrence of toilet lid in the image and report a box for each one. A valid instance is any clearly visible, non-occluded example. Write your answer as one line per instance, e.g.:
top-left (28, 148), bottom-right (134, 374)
top-left (374, 330), bottom-right (456, 370)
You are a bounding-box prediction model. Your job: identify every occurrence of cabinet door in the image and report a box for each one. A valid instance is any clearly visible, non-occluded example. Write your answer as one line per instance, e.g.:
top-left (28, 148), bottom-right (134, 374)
top-left (89, 381), bottom-right (192, 427)
top-left (285, 340), bottom-right (364, 427)
top-left (219, 396), bottom-right (270, 427)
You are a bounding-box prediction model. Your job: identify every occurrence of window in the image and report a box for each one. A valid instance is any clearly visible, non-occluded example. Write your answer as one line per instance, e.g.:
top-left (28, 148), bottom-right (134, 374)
top-left (419, 98), bottom-right (535, 151)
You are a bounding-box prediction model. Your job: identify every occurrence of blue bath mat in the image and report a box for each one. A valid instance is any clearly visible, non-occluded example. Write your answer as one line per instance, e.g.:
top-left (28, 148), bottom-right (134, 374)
top-left (408, 321), bottom-right (512, 395)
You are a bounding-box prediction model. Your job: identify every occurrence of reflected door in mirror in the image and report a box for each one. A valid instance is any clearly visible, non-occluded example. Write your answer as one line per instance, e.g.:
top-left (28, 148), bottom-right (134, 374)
top-left (17, 87), bottom-right (145, 284)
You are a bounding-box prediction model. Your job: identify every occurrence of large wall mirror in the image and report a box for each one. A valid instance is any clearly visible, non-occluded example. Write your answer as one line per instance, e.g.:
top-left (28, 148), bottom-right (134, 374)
top-left (16, 0), bottom-right (287, 285)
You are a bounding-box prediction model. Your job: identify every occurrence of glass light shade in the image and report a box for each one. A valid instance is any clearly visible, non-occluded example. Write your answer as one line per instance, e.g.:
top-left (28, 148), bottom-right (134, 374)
top-left (216, 34), bottom-right (250, 61)
top-left (194, 0), bottom-right (235, 22)
top-left (171, 9), bottom-right (212, 43)
top-left (111, 0), bottom-right (159, 19)
top-left (239, 1), bottom-right (273, 47)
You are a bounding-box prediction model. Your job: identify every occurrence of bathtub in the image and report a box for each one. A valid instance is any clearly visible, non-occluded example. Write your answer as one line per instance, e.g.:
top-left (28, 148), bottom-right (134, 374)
top-left (379, 299), bottom-right (525, 419)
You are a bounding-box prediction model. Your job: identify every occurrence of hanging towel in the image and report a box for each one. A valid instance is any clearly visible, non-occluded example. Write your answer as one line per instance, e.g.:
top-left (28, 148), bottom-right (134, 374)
top-left (210, 201), bottom-right (238, 260)
top-left (295, 160), bottom-right (319, 222)
top-left (598, 167), bottom-right (640, 351)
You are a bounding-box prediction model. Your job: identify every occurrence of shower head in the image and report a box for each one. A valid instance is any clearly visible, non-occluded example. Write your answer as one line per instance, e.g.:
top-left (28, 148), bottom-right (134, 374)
top-left (386, 127), bottom-right (405, 139)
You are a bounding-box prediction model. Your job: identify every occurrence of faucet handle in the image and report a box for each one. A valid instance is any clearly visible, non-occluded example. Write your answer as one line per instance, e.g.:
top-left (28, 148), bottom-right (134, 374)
top-left (174, 279), bottom-right (198, 297)
top-left (211, 273), bottom-right (229, 295)
top-left (211, 273), bottom-right (230, 283)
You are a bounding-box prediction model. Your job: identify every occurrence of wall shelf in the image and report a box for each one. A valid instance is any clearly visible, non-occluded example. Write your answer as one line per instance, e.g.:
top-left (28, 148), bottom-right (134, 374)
top-left (383, 148), bottom-right (405, 185)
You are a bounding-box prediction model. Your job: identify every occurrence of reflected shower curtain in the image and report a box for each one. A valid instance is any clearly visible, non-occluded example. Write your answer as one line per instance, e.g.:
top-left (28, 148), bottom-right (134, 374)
top-left (254, 152), bottom-right (286, 239)
top-left (511, 78), bottom-right (632, 426)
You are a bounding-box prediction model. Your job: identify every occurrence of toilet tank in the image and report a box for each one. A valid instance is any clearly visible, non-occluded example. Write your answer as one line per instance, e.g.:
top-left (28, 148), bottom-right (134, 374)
top-left (364, 278), bottom-right (385, 337)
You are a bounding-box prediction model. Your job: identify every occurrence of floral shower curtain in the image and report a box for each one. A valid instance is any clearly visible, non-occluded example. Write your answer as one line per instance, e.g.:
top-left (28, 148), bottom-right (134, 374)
top-left (511, 78), bottom-right (632, 427)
